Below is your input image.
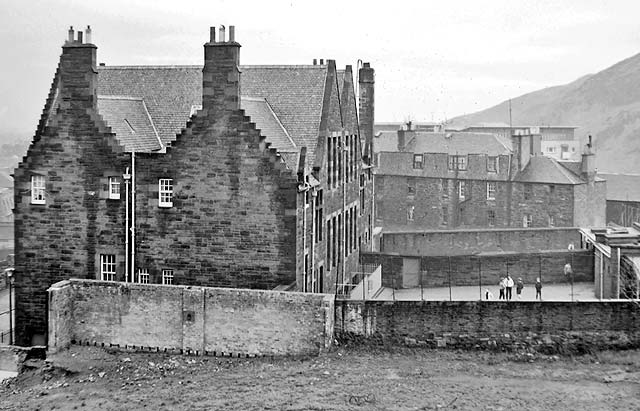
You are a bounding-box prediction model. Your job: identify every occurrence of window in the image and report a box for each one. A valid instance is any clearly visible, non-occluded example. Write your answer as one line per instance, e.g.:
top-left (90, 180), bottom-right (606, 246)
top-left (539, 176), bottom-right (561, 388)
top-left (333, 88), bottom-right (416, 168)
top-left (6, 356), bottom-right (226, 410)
top-left (100, 254), bottom-right (116, 281)
top-left (109, 177), bottom-right (120, 200)
top-left (523, 214), bottom-right (533, 227)
top-left (159, 178), bottom-right (173, 207)
top-left (31, 175), bottom-right (46, 204)
top-left (487, 209), bottom-right (496, 226)
top-left (458, 181), bottom-right (466, 199)
top-left (448, 155), bottom-right (467, 171)
top-left (413, 154), bottom-right (423, 169)
top-left (486, 182), bottom-right (496, 200)
top-left (407, 205), bottom-right (415, 221)
top-left (407, 179), bottom-right (416, 196)
top-left (524, 184), bottom-right (532, 201)
top-left (162, 269), bottom-right (174, 285)
top-left (549, 185), bottom-right (555, 195)
top-left (138, 269), bottom-right (149, 284)
top-left (548, 215), bottom-right (555, 227)
top-left (487, 156), bottom-right (498, 173)
top-left (442, 206), bottom-right (448, 226)
top-left (314, 190), bottom-right (323, 243)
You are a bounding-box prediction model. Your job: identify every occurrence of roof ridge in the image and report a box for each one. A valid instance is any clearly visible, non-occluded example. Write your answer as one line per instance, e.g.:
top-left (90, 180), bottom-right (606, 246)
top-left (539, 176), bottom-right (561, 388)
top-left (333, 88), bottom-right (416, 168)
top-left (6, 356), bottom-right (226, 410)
top-left (98, 95), bottom-right (144, 101)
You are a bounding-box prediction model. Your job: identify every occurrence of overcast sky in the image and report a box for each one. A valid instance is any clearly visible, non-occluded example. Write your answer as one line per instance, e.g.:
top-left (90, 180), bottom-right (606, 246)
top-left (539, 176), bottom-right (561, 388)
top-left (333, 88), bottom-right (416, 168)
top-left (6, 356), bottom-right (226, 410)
top-left (2, 0), bottom-right (640, 136)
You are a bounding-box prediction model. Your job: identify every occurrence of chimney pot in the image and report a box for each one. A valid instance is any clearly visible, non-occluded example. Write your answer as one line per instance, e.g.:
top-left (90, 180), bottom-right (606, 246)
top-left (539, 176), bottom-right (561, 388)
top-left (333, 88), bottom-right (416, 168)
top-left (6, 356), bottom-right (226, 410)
top-left (229, 25), bottom-right (235, 42)
top-left (85, 25), bottom-right (92, 43)
top-left (77, 31), bottom-right (83, 44)
top-left (320, 58), bottom-right (324, 65)
top-left (99, 62), bottom-right (105, 66)
top-left (313, 58), bottom-right (317, 65)
top-left (363, 62), bottom-right (370, 68)
top-left (219, 25), bottom-right (226, 42)
top-left (68, 26), bottom-right (74, 42)
top-left (210, 26), bottom-right (216, 43)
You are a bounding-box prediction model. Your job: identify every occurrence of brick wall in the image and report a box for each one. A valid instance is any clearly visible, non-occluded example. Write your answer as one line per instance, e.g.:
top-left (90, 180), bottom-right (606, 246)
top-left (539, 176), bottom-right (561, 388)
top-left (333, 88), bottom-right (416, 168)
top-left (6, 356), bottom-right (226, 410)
top-left (361, 250), bottom-right (593, 289)
top-left (335, 300), bottom-right (640, 351)
top-left (48, 280), bottom-right (334, 357)
top-left (381, 227), bottom-right (581, 256)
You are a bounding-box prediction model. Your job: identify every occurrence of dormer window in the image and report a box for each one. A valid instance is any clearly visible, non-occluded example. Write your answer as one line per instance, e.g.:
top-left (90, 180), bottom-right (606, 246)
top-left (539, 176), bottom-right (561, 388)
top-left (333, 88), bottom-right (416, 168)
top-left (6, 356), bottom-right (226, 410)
top-left (159, 178), bottom-right (173, 207)
top-left (413, 154), bottom-right (423, 169)
top-left (448, 155), bottom-right (467, 171)
top-left (31, 175), bottom-right (46, 204)
top-left (487, 156), bottom-right (498, 173)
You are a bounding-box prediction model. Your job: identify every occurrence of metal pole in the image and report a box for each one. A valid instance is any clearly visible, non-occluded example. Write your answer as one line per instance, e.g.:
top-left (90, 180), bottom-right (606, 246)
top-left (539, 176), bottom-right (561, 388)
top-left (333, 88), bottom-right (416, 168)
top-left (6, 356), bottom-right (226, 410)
top-left (420, 268), bottom-right (424, 301)
top-left (571, 251), bottom-right (574, 302)
top-left (9, 273), bottom-right (13, 345)
top-left (478, 257), bottom-right (482, 301)
top-left (448, 256), bottom-right (452, 301)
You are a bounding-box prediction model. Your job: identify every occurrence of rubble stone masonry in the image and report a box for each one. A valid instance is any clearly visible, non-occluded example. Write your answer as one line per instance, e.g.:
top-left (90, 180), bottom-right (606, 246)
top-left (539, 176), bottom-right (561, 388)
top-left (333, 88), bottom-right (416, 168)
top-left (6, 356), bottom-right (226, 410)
top-left (48, 279), bottom-right (335, 357)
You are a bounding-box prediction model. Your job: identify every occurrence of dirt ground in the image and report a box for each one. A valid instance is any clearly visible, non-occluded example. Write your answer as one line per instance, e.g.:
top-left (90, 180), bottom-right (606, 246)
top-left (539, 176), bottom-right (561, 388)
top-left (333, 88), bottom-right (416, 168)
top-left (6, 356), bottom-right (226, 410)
top-left (0, 345), bottom-right (639, 411)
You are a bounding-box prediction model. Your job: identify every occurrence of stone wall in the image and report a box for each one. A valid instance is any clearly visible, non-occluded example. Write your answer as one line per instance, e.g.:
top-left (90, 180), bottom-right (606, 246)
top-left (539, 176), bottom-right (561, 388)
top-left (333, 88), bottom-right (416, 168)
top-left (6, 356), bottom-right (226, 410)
top-left (48, 280), bottom-right (334, 357)
top-left (361, 250), bottom-right (593, 289)
top-left (335, 300), bottom-right (640, 352)
top-left (380, 227), bottom-right (581, 256)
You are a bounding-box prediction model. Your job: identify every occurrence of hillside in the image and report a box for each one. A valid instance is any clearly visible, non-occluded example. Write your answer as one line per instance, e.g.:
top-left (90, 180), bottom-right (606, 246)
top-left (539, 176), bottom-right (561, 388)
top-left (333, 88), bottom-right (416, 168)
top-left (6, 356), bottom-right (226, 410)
top-left (449, 52), bottom-right (640, 174)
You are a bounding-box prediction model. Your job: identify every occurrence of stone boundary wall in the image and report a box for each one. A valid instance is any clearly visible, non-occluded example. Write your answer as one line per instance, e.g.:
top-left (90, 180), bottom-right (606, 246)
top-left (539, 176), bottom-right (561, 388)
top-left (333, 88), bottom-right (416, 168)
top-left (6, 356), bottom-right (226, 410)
top-left (48, 280), bottom-right (334, 357)
top-left (381, 227), bottom-right (581, 256)
top-left (335, 300), bottom-right (640, 353)
top-left (361, 250), bottom-right (593, 289)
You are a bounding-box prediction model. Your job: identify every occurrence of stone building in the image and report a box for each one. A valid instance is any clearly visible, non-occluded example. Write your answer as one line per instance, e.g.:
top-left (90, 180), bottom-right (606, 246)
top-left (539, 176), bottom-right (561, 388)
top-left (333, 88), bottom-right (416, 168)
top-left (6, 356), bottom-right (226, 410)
top-left (13, 26), bottom-right (375, 345)
top-left (374, 126), bottom-right (605, 230)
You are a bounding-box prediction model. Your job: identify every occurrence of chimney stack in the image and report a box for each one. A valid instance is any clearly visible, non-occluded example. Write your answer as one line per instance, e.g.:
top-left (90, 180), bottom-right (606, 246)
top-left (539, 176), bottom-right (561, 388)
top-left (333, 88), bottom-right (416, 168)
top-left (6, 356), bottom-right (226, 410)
top-left (581, 135), bottom-right (596, 182)
top-left (60, 25), bottom-right (98, 114)
top-left (358, 62), bottom-right (375, 164)
top-left (202, 25), bottom-right (241, 115)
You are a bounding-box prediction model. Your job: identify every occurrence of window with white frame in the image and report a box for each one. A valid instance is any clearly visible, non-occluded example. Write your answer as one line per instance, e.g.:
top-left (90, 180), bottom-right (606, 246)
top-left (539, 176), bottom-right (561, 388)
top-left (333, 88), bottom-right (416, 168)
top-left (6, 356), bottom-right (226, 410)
top-left (158, 178), bottom-right (173, 207)
top-left (523, 214), bottom-right (533, 227)
top-left (100, 254), bottom-right (116, 281)
top-left (486, 181), bottom-right (496, 200)
top-left (31, 175), bottom-right (46, 204)
top-left (138, 268), bottom-right (150, 284)
top-left (458, 180), bottom-right (466, 199)
top-left (109, 177), bottom-right (120, 200)
top-left (162, 269), bottom-right (174, 285)
top-left (448, 155), bottom-right (467, 171)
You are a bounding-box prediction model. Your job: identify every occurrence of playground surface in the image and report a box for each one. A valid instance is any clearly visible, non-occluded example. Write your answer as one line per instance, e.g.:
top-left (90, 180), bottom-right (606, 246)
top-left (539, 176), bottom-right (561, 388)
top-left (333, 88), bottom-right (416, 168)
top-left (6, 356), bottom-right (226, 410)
top-left (374, 282), bottom-right (598, 301)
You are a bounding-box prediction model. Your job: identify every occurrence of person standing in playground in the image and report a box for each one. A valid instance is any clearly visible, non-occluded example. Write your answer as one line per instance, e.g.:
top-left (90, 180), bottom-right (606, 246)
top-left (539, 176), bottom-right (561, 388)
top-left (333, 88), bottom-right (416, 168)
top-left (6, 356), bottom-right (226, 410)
top-left (516, 277), bottom-right (524, 300)
top-left (505, 274), bottom-right (514, 300)
top-left (535, 278), bottom-right (542, 300)
top-left (499, 277), bottom-right (506, 300)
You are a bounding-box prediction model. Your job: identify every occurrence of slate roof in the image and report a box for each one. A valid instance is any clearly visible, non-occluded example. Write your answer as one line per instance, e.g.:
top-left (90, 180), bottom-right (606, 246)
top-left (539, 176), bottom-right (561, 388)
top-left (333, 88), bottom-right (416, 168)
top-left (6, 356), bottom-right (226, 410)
top-left (400, 131), bottom-right (511, 156)
top-left (96, 65), bottom-right (327, 167)
top-left (557, 161), bottom-right (582, 176)
top-left (241, 97), bottom-right (296, 153)
top-left (515, 156), bottom-right (584, 185)
top-left (96, 96), bottom-right (163, 152)
top-left (599, 173), bottom-right (640, 202)
top-left (373, 131), bottom-right (399, 153)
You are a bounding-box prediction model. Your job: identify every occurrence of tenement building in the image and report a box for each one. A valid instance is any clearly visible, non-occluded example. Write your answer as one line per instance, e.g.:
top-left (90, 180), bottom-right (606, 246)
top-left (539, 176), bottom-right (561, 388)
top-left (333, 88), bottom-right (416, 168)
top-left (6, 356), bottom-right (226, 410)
top-left (13, 26), bottom-right (375, 345)
top-left (374, 126), bottom-right (605, 230)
